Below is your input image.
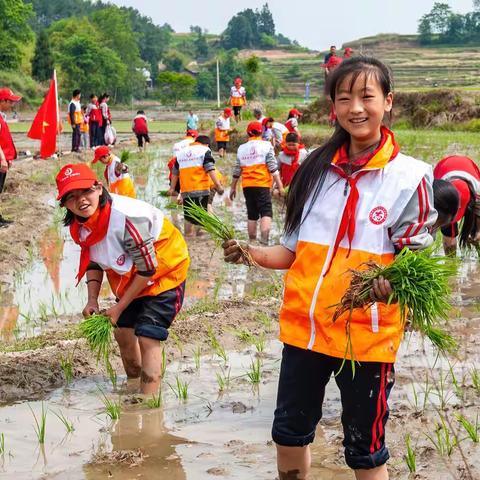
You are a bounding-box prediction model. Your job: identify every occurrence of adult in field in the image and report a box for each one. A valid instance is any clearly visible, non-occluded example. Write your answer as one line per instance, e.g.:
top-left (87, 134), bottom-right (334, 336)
top-left (0, 87), bottom-right (21, 228)
top-left (186, 110), bottom-right (199, 131)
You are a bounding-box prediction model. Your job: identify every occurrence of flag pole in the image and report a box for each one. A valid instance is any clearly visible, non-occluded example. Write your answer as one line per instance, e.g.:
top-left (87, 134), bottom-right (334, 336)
top-left (216, 59), bottom-right (220, 108)
top-left (53, 70), bottom-right (60, 157)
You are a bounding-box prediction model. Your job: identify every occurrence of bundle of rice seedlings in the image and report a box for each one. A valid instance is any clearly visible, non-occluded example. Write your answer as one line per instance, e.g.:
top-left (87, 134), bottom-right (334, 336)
top-left (120, 150), bottom-right (130, 163)
top-left (333, 248), bottom-right (458, 355)
top-left (183, 201), bottom-right (254, 265)
top-left (78, 314), bottom-right (113, 362)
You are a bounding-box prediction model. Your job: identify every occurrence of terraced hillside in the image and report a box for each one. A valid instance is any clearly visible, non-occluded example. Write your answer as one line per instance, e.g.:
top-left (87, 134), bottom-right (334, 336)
top-left (240, 35), bottom-right (480, 98)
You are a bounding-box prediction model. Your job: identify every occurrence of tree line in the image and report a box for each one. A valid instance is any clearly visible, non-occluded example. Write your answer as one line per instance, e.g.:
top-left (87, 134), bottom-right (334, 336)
top-left (1, 0), bottom-right (293, 104)
top-left (418, 1), bottom-right (480, 44)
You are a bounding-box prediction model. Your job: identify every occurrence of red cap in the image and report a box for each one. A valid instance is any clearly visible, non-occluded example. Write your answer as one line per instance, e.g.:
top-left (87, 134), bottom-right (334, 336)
top-left (234, 77), bottom-right (242, 85)
top-left (223, 108), bottom-right (233, 117)
top-left (93, 146), bottom-right (110, 163)
top-left (261, 117), bottom-right (270, 126)
top-left (451, 179), bottom-right (471, 223)
top-left (186, 129), bottom-right (199, 138)
top-left (289, 109), bottom-right (303, 117)
top-left (56, 164), bottom-right (98, 200)
top-left (0, 87), bottom-right (22, 102)
top-left (247, 121), bottom-right (263, 135)
top-left (344, 47), bottom-right (353, 54)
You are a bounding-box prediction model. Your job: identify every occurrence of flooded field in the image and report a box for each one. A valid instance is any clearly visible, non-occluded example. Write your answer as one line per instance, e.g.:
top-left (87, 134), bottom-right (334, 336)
top-left (0, 136), bottom-right (479, 479)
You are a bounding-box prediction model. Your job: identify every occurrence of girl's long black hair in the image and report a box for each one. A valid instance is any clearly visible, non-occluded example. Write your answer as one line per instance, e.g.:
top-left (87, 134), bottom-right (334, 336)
top-left (62, 186), bottom-right (111, 226)
top-left (459, 183), bottom-right (477, 249)
top-left (284, 56), bottom-right (394, 236)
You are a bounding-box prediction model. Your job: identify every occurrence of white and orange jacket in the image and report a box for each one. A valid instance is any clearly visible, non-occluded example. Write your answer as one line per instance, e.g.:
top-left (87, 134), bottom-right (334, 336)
top-left (86, 194), bottom-right (189, 299)
top-left (172, 142), bottom-right (216, 198)
top-left (279, 129), bottom-right (437, 363)
top-left (215, 115), bottom-right (231, 143)
top-left (173, 136), bottom-right (196, 156)
top-left (233, 137), bottom-right (278, 188)
top-left (103, 155), bottom-right (136, 199)
top-left (230, 85), bottom-right (246, 107)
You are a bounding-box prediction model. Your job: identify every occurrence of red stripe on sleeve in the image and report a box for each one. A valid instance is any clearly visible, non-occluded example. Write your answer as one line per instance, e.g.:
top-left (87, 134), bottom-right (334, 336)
top-left (125, 219), bottom-right (155, 271)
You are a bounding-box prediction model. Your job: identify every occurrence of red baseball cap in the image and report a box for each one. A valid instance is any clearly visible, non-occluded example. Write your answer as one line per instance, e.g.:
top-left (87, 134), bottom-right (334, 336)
top-left (56, 164), bottom-right (99, 200)
top-left (289, 109), bottom-right (303, 117)
top-left (93, 146), bottom-right (110, 163)
top-left (247, 121), bottom-right (263, 135)
top-left (0, 87), bottom-right (22, 102)
top-left (451, 179), bottom-right (471, 223)
top-left (186, 129), bottom-right (199, 138)
top-left (223, 108), bottom-right (233, 117)
top-left (344, 47), bottom-right (353, 54)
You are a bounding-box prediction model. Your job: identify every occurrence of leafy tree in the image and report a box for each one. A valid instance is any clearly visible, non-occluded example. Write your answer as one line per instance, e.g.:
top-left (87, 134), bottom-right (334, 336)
top-left (418, 15), bottom-right (433, 44)
top-left (163, 52), bottom-right (185, 72)
top-left (31, 29), bottom-right (54, 81)
top-left (428, 2), bottom-right (453, 34)
top-left (258, 3), bottom-right (275, 36)
top-left (57, 34), bottom-right (126, 99)
top-left (222, 13), bottom-right (256, 49)
top-left (156, 71), bottom-right (196, 105)
top-left (0, 0), bottom-right (34, 70)
top-left (445, 13), bottom-right (466, 43)
top-left (260, 33), bottom-right (277, 49)
top-left (191, 25), bottom-right (209, 59)
top-left (196, 70), bottom-right (216, 99)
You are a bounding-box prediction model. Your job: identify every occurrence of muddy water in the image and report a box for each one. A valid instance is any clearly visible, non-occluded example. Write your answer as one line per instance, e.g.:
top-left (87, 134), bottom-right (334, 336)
top-left (0, 341), bottom-right (352, 480)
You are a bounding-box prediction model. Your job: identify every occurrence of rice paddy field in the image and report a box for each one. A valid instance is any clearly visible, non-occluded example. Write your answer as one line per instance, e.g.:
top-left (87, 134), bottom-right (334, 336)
top-left (0, 106), bottom-right (479, 479)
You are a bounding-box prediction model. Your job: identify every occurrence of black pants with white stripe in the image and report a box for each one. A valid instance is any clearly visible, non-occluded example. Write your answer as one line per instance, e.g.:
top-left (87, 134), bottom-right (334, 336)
top-left (272, 344), bottom-right (395, 470)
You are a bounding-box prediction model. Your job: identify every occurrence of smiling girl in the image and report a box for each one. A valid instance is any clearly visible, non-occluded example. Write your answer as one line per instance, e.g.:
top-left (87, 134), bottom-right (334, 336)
top-left (56, 163), bottom-right (189, 394)
top-left (223, 57), bottom-right (437, 479)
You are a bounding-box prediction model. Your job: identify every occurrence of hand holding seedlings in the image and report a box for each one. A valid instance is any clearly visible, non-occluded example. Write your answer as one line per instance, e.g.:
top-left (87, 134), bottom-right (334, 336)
top-left (370, 276), bottom-right (395, 304)
top-left (82, 300), bottom-right (100, 317)
top-left (222, 239), bottom-right (249, 264)
top-left (105, 303), bottom-right (123, 326)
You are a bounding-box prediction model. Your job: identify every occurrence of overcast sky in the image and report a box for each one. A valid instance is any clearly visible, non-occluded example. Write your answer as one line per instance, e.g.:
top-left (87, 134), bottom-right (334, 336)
top-left (110, 0), bottom-right (474, 51)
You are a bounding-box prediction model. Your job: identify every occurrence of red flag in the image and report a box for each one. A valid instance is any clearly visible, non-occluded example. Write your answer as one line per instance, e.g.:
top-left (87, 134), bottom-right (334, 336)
top-left (27, 70), bottom-right (60, 159)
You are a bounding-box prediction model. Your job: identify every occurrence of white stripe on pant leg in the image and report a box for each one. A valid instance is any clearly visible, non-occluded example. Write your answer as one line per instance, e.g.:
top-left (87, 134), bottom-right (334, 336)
top-left (371, 303), bottom-right (379, 333)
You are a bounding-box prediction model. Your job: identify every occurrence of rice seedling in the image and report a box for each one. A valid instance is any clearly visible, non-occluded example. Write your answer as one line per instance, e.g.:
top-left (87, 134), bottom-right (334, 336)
top-left (0, 433), bottom-right (5, 455)
top-left (169, 330), bottom-right (183, 357)
top-left (470, 366), bottom-right (480, 394)
top-left (252, 333), bottom-right (266, 354)
top-left (98, 390), bottom-right (121, 420)
top-left (246, 359), bottom-right (262, 384)
top-left (105, 358), bottom-right (117, 389)
top-left (183, 201), bottom-right (255, 265)
top-left (216, 368), bottom-right (231, 392)
top-left (456, 413), bottom-right (479, 443)
top-left (52, 410), bottom-right (75, 433)
top-left (333, 248), bottom-right (458, 374)
top-left (59, 353), bottom-right (74, 384)
top-left (425, 415), bottom-right (457, 456)
top-left (78, 314), bottom-right (113, 362)
top-left (120, 150), bottom-right (130, 163)
top-left (234, 328), bottom-right (253, 343)
top-left (432, 369), bottom-right (455, 411)
top-left (169, 376), bottom-right (189, 401)
top-left (447, 360), bottom-right (465, 402)
top-left (29, 403), bottom-right (47, 444)
top-left (409, 381), bottom-right (432, 416)
top-left (404, 433), bottom-right (416, 473)
top-left (207, 327), bottom-right (228, 364)
top-left (255, 311), bottom-right (273, 332)
top-left (146, 393), bottom-right (163, 409)
top-left (192, 345), bottom-right (201, 370)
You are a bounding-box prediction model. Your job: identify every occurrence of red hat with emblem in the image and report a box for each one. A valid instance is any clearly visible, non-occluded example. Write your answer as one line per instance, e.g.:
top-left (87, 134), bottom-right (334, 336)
top-left (56, 164), bottom-right (99, 200)
top-left (289, 108), bottom-right (303, 117)
top-left (0, 87), bottom-right (22, 102)
top-left (186, 129), bottom-right (199, 138)
top-left (93, 145), bottom-right (110, 163)
top-left (223, 108), bottom-right (233, 117)
top-left (247, 121), bottom-right (263, 135)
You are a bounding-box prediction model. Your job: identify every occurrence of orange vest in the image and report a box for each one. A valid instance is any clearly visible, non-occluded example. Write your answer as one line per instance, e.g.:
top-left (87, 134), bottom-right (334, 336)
top-left (104, 156), bottom-right (136, 199)
top-left (89, 194), bottom-right (189, 299)
top-left (237, 138), bottom-right (273, 188)
top-left (68, 100), bottom-right (83, 125)
top-left (215, 116), bottom-right (230, 142)
top-left (230, 86), bottom-right (246, 106)
top-left (176, 143), bottom-right (211, 194)
top-left (279, 132), bottom-right (432, 363)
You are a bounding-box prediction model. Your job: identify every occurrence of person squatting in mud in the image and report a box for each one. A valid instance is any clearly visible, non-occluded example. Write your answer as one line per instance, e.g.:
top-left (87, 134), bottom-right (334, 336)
top-left (223, 57), bottom-right (437, 479)
top-left (56, 163), bottom-right (190, 394)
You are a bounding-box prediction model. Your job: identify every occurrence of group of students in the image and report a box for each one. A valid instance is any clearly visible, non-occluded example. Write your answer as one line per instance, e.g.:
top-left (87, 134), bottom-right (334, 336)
top-left (69, 90), bottom-right (112, 152)
top-left (49, 56), bottom-right (480, 480)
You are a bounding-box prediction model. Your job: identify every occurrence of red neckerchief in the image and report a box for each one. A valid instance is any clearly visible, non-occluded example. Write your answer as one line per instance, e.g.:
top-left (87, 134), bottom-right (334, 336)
top-left (70, 201), bottom-right (112, 285)
top-left (324, 127), bottom-right (400, 275)
top-left (281, 144), bottom-right (305, 168)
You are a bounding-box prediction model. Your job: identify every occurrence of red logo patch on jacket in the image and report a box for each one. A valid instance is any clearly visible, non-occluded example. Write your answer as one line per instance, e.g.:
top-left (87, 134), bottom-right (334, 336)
top-left (116, 254), bottom-right (126, 266)
top-left (369, 206), bottom-right (388, 225)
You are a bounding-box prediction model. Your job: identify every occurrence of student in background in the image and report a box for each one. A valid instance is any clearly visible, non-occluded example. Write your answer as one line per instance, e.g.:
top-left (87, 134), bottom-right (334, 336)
top-left (285, 109), bottom-right (303, 139)
top-left (230, 121), bottom-right (284, 244)
top-left (229, 77), bottom-right (247, 122)
top-left (68, 89), bottom-right (82, 153)
top-left (186, 110), bottom-right (199, 131)
top-left (132, 110), bottom-right (150, 151)
top-left (93, 146), bottom-right (136, 199)
top-left (80, 105), bottom-right (90, 151)
top-left (86, 94), bottom-right (102, 148)
top-left (277, 132), bottom-right (308, 187)
top-left (215, 108), bottom-right (233, 158)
